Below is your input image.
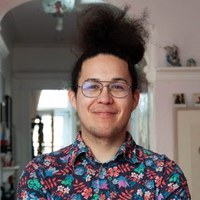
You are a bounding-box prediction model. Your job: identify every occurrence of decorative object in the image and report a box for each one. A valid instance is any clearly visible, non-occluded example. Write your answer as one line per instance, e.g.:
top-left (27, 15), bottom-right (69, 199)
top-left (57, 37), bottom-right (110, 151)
top-left (0, 101), bottom-right (6, 141)
top-left (41, 0), bottom-right (105, 31)
top-left (31, 115), bottom-right (44, 156)
top-left (164, 45), bottom-right (181, 66)
top-left (173, 93), bottom-right (186, 107)
top-left (1, 96), bottom-right (13, 161)
top-left (193, 93), bottom-right (200, 107)
top-left (186, 58), bottom-right (197, 67)
top-left (41, 0), bottom-right (75, 31)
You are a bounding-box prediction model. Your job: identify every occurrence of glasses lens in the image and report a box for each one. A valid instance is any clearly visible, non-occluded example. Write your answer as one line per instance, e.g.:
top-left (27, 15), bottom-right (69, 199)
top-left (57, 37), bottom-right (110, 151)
top-left (80, 80), bottom-right (130, 98)
top-left (109, 82), bottom-right (129, 97)
top-left (82, 81), bottom-right (101, 97)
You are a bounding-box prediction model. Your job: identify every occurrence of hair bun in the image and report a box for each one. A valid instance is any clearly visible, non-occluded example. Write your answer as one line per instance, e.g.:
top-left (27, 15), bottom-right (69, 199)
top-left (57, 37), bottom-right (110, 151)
top-left (76, 3), bottom-right (149, 65)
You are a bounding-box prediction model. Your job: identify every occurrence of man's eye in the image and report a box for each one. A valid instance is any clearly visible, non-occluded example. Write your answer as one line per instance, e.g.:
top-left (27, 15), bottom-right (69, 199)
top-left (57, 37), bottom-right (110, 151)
top-left (84, 83), bottom-right (100, 90)
top-left (111, 84), bottom-right (125, 91)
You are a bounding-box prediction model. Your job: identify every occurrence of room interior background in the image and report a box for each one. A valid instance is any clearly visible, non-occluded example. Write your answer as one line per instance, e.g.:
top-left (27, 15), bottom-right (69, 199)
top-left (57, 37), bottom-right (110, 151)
top-left (0, 0), bottom-right (200, 199)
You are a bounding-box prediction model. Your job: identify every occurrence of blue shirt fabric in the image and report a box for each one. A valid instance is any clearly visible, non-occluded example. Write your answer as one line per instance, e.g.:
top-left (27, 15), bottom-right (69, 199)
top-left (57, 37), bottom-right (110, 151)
top-left (17, 132), bottom-right (191, 199)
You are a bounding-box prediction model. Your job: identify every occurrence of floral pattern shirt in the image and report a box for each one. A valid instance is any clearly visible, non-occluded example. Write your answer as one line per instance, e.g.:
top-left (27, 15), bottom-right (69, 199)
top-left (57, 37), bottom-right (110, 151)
top-left (17, 133), bottom-right (191, 199)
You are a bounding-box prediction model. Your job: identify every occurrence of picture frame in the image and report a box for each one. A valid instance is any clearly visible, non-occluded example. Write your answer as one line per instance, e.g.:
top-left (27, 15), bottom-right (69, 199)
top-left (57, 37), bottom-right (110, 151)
top-left (4, 95), bottom-right (12, 129)
top-left (193, 93), bottom-right (200, 107)
top-left (173, 93), bottom-right (186, 107)
top-left (0, 96), bottom-right (13, 153)
top-left (0, 101), bottom-right (6, 124)
top-left (0, 102), bottom-right (2, 123)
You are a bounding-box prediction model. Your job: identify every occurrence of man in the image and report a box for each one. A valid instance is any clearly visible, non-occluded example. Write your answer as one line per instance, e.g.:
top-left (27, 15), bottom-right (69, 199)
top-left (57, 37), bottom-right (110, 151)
top-left (17, 3), bottom-right (191, 199)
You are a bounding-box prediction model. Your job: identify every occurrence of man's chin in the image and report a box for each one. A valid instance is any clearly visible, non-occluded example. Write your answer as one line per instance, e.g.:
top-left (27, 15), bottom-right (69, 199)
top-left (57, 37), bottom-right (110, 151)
top-left (88, 126), bottom-right (120, 139)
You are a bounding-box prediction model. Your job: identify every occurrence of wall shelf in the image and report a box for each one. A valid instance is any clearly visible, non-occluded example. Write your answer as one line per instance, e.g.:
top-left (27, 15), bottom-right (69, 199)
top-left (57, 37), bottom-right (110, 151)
top-left (155, 67), bottom-right (200, 81)
top-left (2, 165), bottom-right (20, 183)
top-left (157, 66), bottom-right (200, 72)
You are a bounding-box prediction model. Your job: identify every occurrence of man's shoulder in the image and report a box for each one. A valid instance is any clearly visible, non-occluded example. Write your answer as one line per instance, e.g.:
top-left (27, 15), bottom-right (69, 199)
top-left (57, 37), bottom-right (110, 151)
top-left (135, 144), bottom-right (185, 174)
top-left (27, 144), bottom-right (75, 170)
top-left (136, 145), bottom-right (164, 158)
top-left (135, 145), bottom-right (172, 166)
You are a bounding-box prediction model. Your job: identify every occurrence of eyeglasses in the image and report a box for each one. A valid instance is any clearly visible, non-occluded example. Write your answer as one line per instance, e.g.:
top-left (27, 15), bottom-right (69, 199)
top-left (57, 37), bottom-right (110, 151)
top-left (78, 80), bottom-right (132, 98)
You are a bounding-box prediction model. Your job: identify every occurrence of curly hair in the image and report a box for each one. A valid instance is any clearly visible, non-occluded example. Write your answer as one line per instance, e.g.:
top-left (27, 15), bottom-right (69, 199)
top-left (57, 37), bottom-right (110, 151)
top-left (71, 3), bottom-right (149, 94)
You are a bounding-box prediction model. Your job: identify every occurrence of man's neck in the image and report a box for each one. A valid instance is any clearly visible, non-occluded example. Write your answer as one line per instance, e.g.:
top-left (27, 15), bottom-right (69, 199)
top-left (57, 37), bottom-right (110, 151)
top-left (81, 132), bottom-right (126, 163)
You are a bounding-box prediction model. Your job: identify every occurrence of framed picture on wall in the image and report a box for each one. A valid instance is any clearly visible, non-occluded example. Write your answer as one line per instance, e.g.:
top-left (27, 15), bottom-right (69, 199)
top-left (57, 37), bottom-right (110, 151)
top-left (193, 93), bottom-right (200, 107)
top-left (0, 101), bottom-right (6, 124)
top-left (173, 93), bottom-right (186, 107)
top-left (0, 102), bottom-right (2, 123)
top-left (4, 95), bottom-right (12, 129)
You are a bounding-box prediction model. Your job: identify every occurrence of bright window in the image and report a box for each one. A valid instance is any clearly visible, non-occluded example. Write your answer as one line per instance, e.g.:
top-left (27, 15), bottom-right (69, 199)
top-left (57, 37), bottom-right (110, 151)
top-left (38, 90), bottom-right (69, 109)
top-left (32, 90), bottom-right (73, 157)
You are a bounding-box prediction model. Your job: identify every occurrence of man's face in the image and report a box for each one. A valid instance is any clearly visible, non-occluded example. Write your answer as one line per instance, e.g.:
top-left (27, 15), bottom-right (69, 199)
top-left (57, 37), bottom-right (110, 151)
top-left (69, 54), bottom-right (139, 140)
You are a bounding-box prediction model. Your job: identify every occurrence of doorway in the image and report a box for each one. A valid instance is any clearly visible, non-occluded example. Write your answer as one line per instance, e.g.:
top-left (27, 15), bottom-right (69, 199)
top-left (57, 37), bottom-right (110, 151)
top-left (177, 109), bottom-right (200, 199)
top-left (31, 89), bottom-right (76, 157)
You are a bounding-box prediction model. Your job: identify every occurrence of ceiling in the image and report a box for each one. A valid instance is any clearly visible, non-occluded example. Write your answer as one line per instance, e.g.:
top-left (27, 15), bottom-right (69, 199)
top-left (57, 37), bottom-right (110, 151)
top-left (1, 0), bottom-right (107, 46)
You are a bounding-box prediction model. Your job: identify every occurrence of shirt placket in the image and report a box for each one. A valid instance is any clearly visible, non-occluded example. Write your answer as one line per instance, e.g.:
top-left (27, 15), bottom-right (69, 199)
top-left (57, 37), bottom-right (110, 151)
top-left (94, 163), bottom-right (109, 199)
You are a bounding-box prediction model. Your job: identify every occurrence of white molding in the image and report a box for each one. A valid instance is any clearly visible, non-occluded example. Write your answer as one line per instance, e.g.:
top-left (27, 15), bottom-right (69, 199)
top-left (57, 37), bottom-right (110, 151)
top-left (155, 67), bottom-right (200, 81)
top-left (156, 66), bottom-right (200, 72)
top-left (0, 33), bottom-right (9, 59)
top-left (12, 72), bottom-right (70, 90)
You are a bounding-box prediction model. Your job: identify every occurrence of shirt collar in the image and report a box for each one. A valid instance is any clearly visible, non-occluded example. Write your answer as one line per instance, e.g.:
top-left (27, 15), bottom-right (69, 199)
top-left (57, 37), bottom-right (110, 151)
top-left (116, 132), bottom-right (139, 164)
top-left (71, 132), bottom-right (139, 165)
top-left (70, 132), bottom-right (90, 166)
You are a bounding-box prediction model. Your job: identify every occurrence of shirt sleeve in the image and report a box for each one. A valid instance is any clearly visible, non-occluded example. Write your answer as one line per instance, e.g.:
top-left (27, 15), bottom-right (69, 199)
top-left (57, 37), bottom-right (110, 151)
top-left (17, 159), bottom-right (48, 199)
top-left (157, 156), bottom-right (191, 199)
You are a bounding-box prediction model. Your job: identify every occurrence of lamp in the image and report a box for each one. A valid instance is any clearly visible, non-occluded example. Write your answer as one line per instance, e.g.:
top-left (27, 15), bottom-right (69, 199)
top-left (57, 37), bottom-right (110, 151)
top-left (41, 0), bottom-right (75, 31)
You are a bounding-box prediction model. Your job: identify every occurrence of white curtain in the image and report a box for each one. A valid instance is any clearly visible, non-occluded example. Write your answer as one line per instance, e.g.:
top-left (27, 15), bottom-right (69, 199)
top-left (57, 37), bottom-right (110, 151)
top-left (31, 90), bottom-right (41, 119)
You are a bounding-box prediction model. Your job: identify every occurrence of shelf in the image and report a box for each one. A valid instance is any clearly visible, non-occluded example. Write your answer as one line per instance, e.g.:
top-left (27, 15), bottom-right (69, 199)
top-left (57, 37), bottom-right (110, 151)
top-left (2, 166), bottom-right (20, 171)
top-left (2, 165), bottom-right (20, 183)
top-left (155, 66), bottom-right (200, 81)
top-left (157, 66), bottom-right (200, 72)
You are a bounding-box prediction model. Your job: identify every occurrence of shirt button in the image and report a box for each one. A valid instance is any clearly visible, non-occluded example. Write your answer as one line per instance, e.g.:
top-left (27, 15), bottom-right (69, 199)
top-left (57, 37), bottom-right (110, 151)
top-left (99, 166), bottom-right (107, 179)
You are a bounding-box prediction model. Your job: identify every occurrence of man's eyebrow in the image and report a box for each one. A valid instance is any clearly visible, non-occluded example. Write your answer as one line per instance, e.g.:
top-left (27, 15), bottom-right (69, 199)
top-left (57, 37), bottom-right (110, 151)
top-left (112, 78), bottom-right (128, 82)
top-left (85, 78), bottom-right (99, 81)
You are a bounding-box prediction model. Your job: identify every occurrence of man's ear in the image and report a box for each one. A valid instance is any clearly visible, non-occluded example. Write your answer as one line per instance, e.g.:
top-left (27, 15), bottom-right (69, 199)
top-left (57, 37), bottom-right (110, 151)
top-left (68, 89), bottom-right (77, 110)
top-left (132, 89), bottom-right (140, 111)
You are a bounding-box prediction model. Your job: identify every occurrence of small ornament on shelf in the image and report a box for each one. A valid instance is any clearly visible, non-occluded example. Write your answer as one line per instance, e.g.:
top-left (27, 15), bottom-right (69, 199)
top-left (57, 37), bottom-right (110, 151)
top-left (186, 58), bottom-right (197, 67)
top-left (164, 45), bottom-right (182, 67)
top-left (193, 93), bottom-right (200, 107)
top-left (173, 93), bottom-right (186, 107)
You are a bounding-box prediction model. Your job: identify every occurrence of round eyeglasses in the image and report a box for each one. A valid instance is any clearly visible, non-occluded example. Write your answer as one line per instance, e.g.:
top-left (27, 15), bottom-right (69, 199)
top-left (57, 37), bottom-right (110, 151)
top-left (78, 80), bottom-right (132, 98)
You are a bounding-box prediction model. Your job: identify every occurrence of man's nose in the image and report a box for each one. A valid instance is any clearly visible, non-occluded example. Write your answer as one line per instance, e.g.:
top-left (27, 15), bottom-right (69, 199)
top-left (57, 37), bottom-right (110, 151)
top-left (97, 86), bottom-right (113, 104)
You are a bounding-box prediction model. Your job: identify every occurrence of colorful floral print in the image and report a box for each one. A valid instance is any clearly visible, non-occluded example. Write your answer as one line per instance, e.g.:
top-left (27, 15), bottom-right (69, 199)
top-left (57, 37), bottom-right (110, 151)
top-left (17, 133), bottom-right (191, 199)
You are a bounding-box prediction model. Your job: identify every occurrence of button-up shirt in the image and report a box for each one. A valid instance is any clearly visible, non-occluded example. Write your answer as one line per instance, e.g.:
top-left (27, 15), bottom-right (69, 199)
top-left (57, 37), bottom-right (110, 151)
top-left (17, 132), bottom-right (191, 199)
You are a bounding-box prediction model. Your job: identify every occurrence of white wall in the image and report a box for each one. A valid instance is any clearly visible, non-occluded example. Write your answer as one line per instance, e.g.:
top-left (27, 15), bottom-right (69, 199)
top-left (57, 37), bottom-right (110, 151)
top-left (108, 0), bottom-right (200, 67)
top-left (153, 68), bottom-right (200, 160)
top-left (13, 45), bottom-right (76, 73)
